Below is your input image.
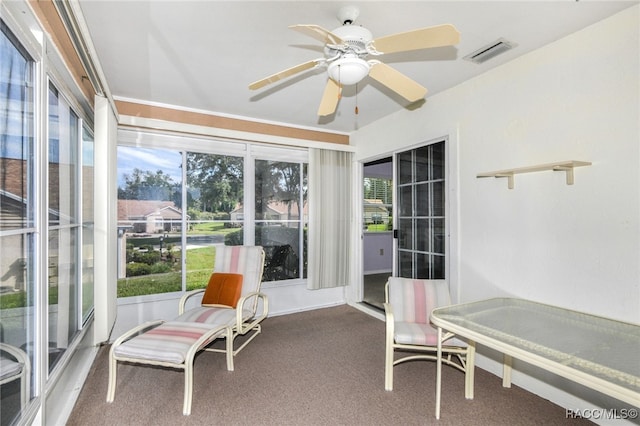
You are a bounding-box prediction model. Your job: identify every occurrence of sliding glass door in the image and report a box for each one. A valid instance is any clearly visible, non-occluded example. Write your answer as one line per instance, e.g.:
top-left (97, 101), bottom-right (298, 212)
top-left (395, 141), bottom-right (446, 279)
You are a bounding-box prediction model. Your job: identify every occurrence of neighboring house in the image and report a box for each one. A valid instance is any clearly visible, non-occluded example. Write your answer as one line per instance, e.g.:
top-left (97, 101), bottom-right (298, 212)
top-left (117, 200), bottom-right (184, 234)
top-left (230, 200), bottom-right (309, 224)
top-left (1, 158), bottom-right (92, 291)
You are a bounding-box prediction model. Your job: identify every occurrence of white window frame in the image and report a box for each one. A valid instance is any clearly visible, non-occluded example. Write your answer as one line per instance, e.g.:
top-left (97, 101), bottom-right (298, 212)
top-left (116, 129), bottom-right (309, 296)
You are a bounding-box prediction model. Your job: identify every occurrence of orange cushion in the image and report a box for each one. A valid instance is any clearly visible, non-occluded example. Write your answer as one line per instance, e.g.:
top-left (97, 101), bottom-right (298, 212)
top-left (201, 273), bottom-right (243, 308)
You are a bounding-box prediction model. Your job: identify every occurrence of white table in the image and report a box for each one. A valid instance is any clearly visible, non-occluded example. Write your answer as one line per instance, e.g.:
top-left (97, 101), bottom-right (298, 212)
top-left (430, 298), bottom-right (640, 419)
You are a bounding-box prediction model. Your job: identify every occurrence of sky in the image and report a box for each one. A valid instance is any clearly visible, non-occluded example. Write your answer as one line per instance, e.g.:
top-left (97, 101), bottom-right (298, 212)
top-left (117, 146), bottom-right (182, 188)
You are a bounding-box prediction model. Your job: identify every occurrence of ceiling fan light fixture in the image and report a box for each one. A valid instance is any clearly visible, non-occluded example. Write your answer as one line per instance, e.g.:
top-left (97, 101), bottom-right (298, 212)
top-left (327, 56), bottom-right (370, 85)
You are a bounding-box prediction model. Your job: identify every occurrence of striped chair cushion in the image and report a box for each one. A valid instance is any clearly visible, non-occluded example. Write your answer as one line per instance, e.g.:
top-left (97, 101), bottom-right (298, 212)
top-left (113, 322), bottom-right (225, 364)
top-left (388, 278), bottom-right (467, 347)
top-left (395, 322), bottom-right (439, 346)
top-left (174, 306), bottom-right (253, 326)
top-left (214, 246), bottom-right (264, 296)
top-left (388, 278), bottom-right (451, 324)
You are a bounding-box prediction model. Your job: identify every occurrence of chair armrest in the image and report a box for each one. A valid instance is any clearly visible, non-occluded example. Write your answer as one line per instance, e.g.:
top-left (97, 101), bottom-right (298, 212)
top-left (383, 302), bottom-right (395, 337)
top-left (0, 343), bottom-right (28, 365)
top-left (236, 291), bottom-right (269, 333)
top-left (111, 320), bottom-right (166, 348)
top-left (178, 289), bottom-right (206, 315)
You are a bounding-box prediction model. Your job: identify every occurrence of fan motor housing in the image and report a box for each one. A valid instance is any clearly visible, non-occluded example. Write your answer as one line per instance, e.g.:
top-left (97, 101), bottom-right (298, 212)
top-left (325, 25), bottom-right (373, 58)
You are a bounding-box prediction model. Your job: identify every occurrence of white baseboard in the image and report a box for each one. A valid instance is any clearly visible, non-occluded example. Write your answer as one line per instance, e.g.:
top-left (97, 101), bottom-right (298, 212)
top-left (364, 270), bottom-right (392, 276)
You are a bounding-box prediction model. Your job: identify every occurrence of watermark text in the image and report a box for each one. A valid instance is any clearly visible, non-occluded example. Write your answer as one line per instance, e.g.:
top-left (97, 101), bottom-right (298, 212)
top-left (566, 408), bottom-right (638, 420)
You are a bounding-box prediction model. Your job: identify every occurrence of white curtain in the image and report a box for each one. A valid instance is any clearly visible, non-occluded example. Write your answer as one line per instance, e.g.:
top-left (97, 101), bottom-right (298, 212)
top-left (308, 148), bottom-right (353, 289)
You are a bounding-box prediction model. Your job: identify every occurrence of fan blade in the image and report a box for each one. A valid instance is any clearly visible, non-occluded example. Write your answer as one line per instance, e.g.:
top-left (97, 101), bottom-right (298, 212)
top-left (289, 24), bottom-right (344, 45)
top-left (249, 59), bottom-right (323, 90)
top-left (372, 24), bottom-right (460, 54)
top-left (368, 62), bottom-right (427, 102)
top-left (317, 78), bottom-right (342, 116)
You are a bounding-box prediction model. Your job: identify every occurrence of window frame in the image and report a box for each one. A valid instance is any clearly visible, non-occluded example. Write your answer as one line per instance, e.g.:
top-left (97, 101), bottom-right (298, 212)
top-left (0, 9), bottom-right (95, 422)
top-left (116, 129), bottom-right (309, 299)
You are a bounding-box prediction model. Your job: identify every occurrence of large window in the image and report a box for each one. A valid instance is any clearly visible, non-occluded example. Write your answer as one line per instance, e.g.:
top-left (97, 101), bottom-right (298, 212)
top-left (116, 133), bottom-right (308, 297)
top-left (0, 21), bottom-right (35, 425)
top-left (1, 19), bottom-right (95, 423)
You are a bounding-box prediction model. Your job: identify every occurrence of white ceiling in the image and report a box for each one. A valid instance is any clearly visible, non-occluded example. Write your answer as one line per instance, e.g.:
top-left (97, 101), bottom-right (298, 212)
top-left (78, 1), bottom-right (637, 135)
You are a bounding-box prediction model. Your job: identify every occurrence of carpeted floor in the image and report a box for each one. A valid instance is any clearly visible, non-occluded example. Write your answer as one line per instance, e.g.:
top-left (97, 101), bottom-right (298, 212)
top-left (67, 305), bottom-right (592, 426)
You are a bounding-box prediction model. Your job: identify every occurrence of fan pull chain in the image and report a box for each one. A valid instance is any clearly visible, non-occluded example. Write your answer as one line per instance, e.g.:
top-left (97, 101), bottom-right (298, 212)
top-left (338, 65), bottom-right (342, 99)
top-left (355, 83), bottom-right (359, 115)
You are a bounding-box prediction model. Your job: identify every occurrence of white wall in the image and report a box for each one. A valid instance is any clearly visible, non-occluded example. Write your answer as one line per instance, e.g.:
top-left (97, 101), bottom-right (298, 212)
top-left (363, 232), bottom-right (393, 274)
top-left (352, 6), bottom-right (639, 422)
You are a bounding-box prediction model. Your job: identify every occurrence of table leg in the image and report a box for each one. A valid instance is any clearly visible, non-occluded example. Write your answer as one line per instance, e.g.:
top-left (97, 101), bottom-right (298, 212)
top-left (435, 326), bottom-right (443, 419)
top-left (465, 340), bottom-right (476, 399)
top-left (502, 354), bottom-right (512, 388)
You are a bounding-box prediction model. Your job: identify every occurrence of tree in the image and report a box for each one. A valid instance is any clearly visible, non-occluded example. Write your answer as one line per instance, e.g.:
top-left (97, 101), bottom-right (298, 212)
top-left (186, 153), bottom-right (243, 213)
top-left (118, 168), bottom-right (179, 203)
top-left (364, 177), bottom-right (392, 204)
top-left (255, 160), bottom-right (306, 220)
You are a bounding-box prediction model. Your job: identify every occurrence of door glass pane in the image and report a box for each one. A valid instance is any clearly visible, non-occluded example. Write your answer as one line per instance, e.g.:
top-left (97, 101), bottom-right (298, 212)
top-left (432, 254), bottom-right (445, 279)
top-left (398, 251), bottom-right (412, 278)
top-left (398, 218), bottom-right (412, 250)
top-left (415, 146), bottom-right (430, 183)
top-left (432, 181), bottom-right (445, 217)
top-left (433, 218), bottom-right (445, 254)
top-left (395, 141), bottom-right (446, 279)
top-left (186, 152), bottom-right (244, 289)
top-left (415, 252), bottom-right (430, 278)
top-left (431, 143), bottom-right (445, 180)
top-left (398, 185), bottom-right (412, 217)
top-left (117, 147), bottom-right (183, 296)
top-left (416, 218), bottom-right (429, 252)
top-left (415, 183), bottom-right (429, 216)
top-left (398, 151), bottom-right (412, 184)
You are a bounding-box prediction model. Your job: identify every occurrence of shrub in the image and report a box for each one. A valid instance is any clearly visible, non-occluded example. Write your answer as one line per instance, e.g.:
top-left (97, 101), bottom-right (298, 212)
top-left (126, 262), bottom-right (151, 276)
top-left (187, 208), bottom-right (201, 221)
top-left (150, 262), bottom-right (172, 274)
top-left (129, 250), bottom-right (161, 265)
top-left (212, 212), bottom-right (230, 221)
top-left (225, 229), bottom-right (243, 245)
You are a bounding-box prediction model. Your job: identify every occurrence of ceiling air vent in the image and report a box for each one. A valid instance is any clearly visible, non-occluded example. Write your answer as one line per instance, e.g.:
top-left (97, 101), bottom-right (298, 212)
top-left (463, 38), bottom-right (516, 64)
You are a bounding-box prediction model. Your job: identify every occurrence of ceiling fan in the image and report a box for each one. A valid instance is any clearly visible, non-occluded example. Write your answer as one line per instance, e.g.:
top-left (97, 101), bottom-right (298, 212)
top-left (249, 5), bottom-right (460, 117)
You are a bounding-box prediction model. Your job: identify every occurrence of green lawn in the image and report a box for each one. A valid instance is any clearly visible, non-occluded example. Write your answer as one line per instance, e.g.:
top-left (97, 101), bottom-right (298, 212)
top-left (188, 222), bottom-right (239, 235)
top-left (117, 245), bottom-right (217, 297)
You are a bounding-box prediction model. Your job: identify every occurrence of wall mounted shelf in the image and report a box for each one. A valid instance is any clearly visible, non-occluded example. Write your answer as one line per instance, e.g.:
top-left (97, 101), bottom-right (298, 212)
top-left (477, 160), bottom-right (591, 189)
